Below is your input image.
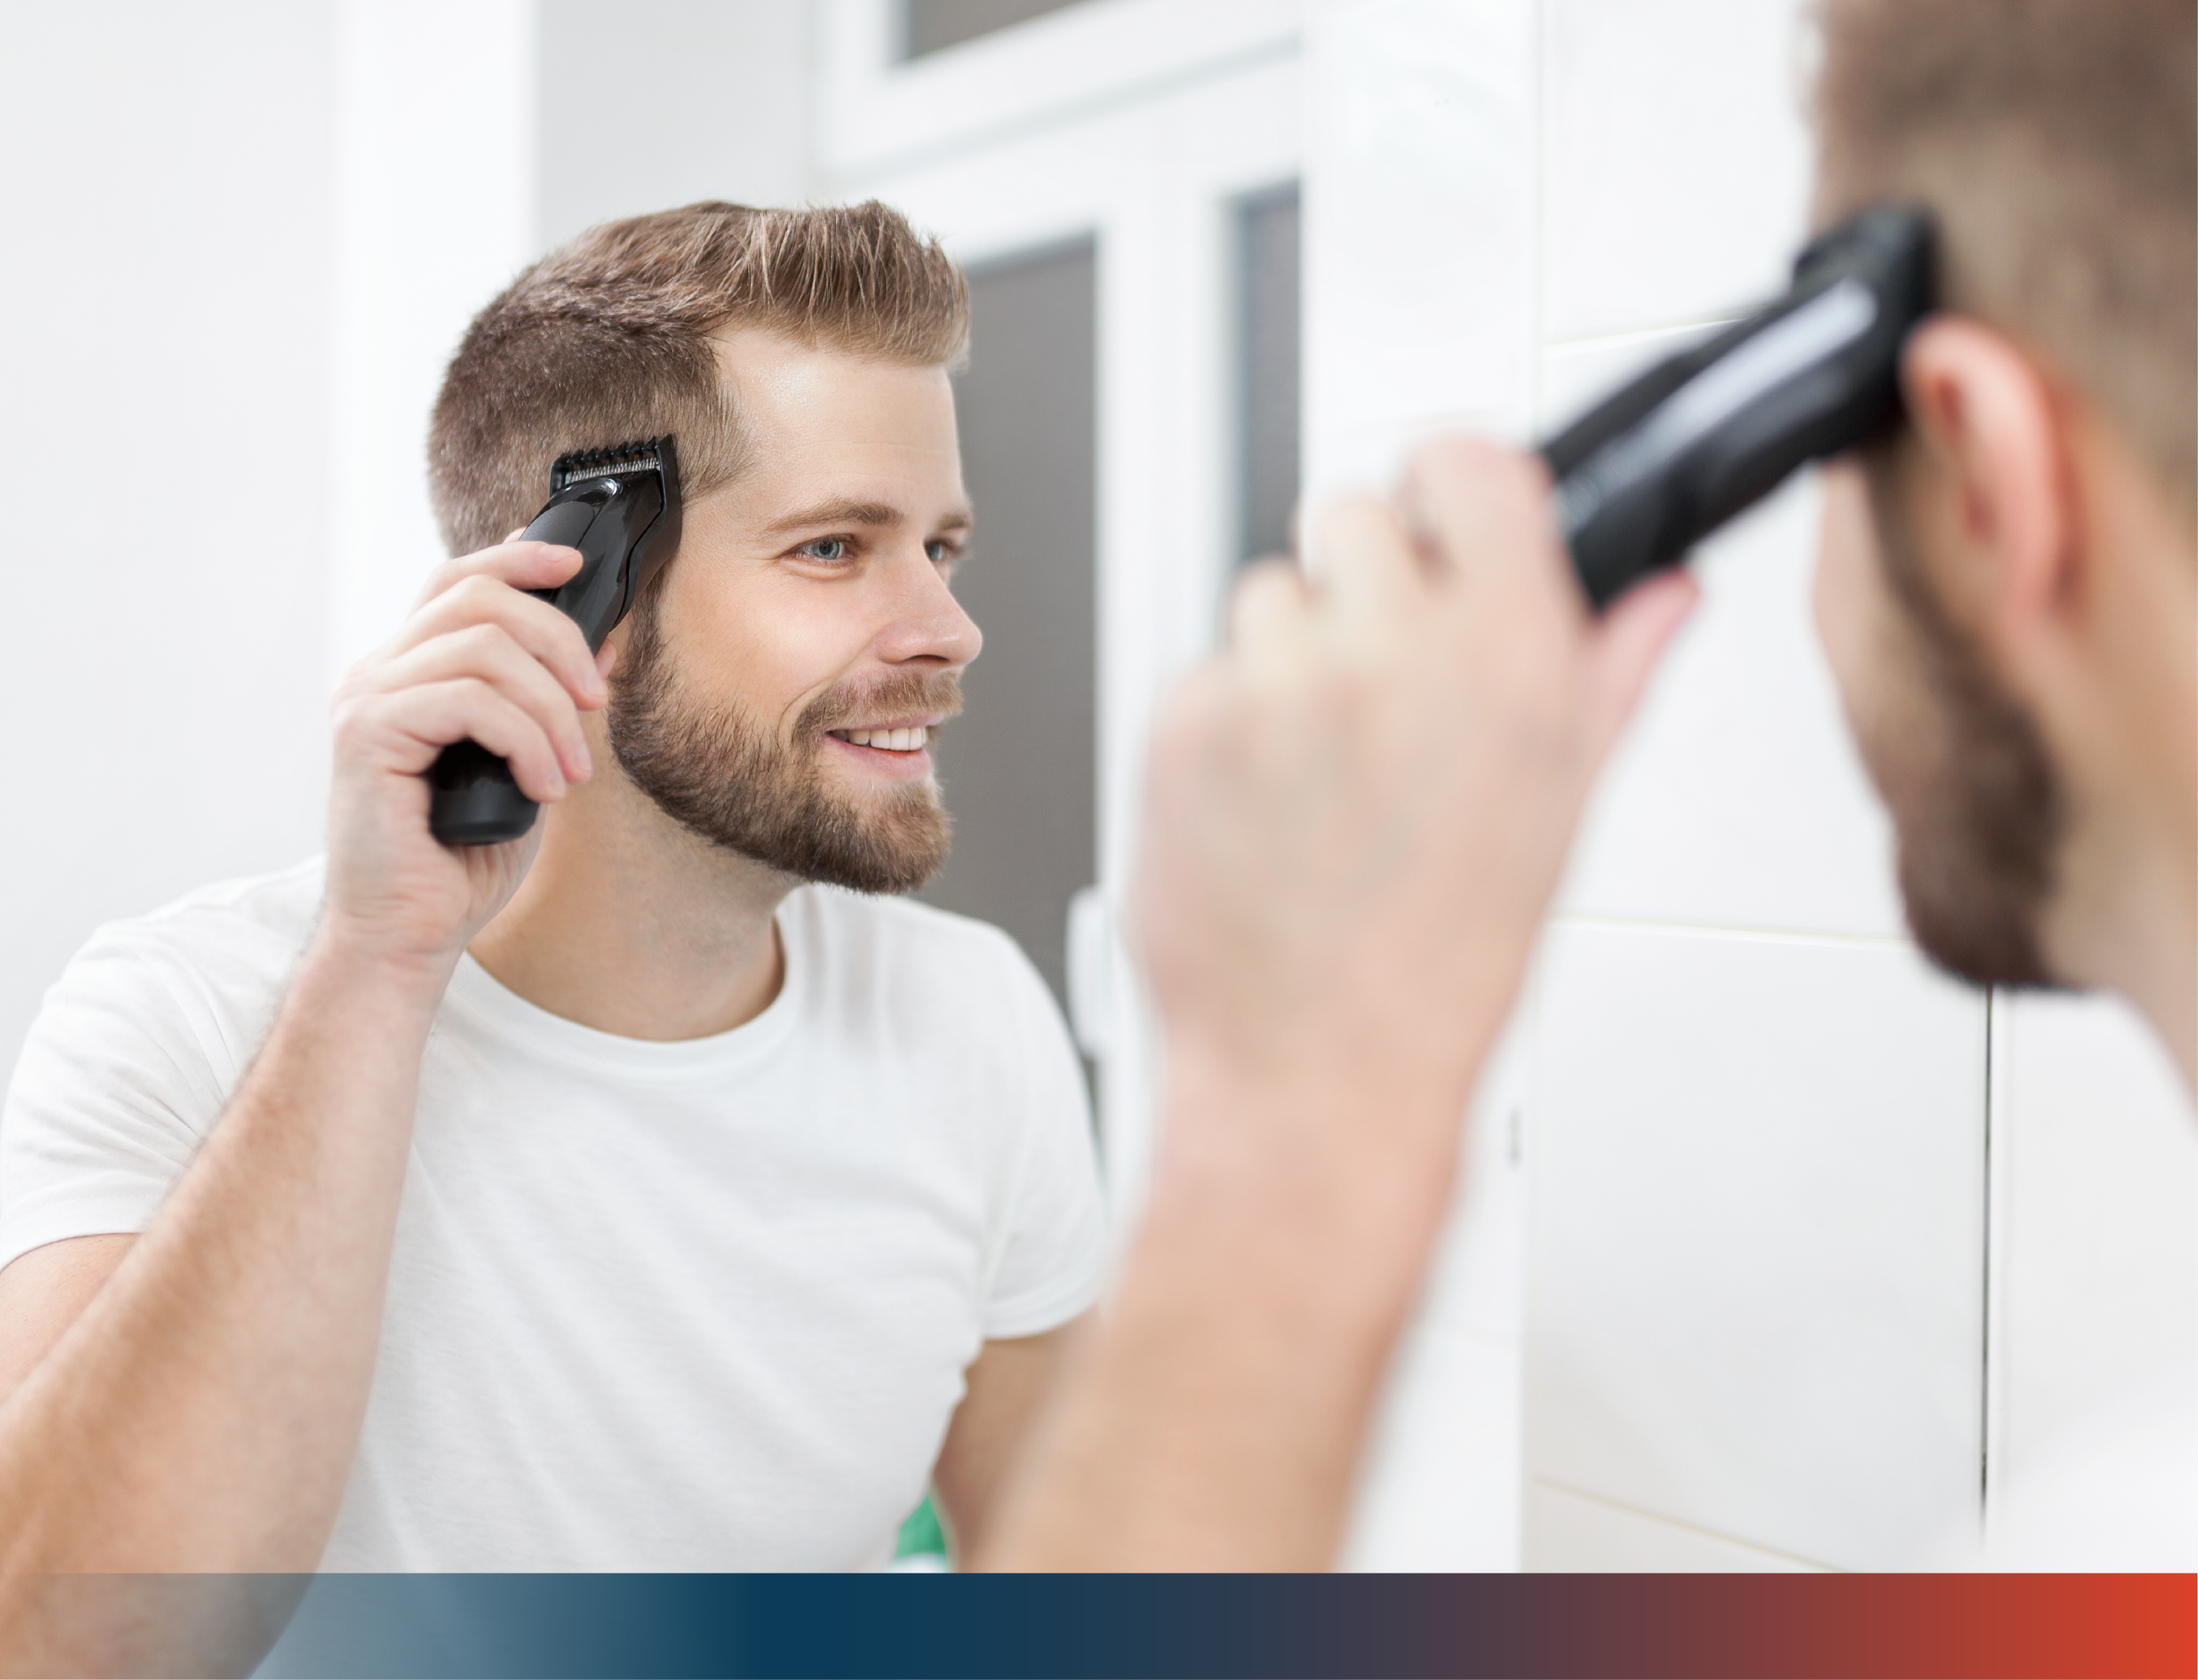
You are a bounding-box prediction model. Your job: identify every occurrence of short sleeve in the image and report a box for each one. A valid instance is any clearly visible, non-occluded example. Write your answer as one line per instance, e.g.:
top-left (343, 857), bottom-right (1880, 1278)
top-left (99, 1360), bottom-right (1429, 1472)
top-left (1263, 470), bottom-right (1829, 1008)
top-left (0, 927), bottom-right (241, 1274)
top-left (978, 940), bottom-right (1108, 1339)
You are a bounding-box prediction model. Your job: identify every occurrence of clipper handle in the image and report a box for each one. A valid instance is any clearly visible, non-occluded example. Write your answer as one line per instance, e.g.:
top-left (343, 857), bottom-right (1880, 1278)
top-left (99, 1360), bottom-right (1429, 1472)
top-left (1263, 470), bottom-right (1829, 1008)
top-left (423, 439), bottom-right (678, 849)
top-left (428, 739), bottom-right (541, 846)
top-left (424, 502), bottom-right (588, 847)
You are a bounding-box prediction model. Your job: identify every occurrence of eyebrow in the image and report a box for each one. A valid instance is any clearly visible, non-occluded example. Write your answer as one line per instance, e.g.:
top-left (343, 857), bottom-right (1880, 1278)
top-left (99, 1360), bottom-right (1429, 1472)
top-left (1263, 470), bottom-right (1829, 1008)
top-left (762, 498), bottom-right (973, 537)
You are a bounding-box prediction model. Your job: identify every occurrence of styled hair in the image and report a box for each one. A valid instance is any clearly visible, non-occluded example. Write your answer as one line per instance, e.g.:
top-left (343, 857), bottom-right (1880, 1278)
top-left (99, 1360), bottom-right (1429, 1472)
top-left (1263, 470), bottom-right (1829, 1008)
top-left (428, 201), bottom-right (970, 557)
top-left (1812, 0), bottom-right (2197, 526)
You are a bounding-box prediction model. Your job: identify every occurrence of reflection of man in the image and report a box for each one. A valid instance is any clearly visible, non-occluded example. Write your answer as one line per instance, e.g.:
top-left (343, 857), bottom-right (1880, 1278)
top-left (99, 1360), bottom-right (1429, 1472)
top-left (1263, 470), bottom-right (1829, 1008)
top-left (987, 0), bottom-right (2194, 1569)
top-left (0, 203), bottom-right (1100, 1661)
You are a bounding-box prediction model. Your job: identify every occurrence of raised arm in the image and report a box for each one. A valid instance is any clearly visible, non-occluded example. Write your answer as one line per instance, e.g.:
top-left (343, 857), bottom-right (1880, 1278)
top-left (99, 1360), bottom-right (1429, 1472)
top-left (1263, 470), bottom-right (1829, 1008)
top-left (981, 441), bottom-right (1698, 1570)
top-left (0, 539), bottom-right (603, 1673)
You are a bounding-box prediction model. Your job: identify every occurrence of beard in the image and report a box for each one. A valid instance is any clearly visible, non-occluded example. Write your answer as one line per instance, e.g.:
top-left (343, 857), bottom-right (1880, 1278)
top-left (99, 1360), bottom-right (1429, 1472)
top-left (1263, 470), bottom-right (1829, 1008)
top-left (605, 587), bottom-right (958, 895)
top-left (1856, 442), bottom-right (2066, 988)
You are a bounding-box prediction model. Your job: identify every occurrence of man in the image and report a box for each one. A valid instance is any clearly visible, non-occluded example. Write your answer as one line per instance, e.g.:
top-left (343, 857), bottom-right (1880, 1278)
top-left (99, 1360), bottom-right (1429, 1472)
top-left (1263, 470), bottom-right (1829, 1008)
top-left (984, 0), bottom-right (2194, 1569)
top-left (0, 202), bottom-right (1102, 1658)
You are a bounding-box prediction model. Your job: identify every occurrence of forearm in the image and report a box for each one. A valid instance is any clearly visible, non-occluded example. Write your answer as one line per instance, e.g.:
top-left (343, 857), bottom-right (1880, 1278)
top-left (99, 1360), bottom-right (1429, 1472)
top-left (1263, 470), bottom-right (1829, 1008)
top-left (0, 925), bottom-right (446, 1578)
top-left (984, 1053), bottom-right (1464, 1571)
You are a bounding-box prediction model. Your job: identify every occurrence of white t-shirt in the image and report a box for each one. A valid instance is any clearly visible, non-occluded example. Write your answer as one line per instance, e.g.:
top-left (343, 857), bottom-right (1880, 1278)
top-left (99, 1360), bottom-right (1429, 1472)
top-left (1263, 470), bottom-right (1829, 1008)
top-left (0, 860), bottom-right (1107, 1571)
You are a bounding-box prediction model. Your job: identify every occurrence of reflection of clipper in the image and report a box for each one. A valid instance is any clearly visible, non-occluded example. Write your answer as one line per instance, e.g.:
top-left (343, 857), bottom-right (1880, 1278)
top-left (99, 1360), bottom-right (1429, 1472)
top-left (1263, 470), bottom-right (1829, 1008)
top-left (428, 438), bottom-right (684, 847)
top-left (1542, 206), bottom-right (1936, 609)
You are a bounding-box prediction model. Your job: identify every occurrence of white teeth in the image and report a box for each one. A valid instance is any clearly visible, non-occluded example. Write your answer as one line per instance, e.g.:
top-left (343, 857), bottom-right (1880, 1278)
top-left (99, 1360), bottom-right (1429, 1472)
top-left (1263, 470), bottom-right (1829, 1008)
top-left (840, 725), bottom-right (928, 751)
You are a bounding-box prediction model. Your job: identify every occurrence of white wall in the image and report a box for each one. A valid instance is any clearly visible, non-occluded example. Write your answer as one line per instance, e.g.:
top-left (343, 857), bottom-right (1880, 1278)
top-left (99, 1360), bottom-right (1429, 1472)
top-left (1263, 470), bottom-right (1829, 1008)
top-left (329, 0), bottom-right (538, 681)
top-left (536, 1), bottom-right (813, 252)
top-left (1306, 0), bottom-right (2197, 1572)
top-left (0, 2), bottom-right (338, 1078)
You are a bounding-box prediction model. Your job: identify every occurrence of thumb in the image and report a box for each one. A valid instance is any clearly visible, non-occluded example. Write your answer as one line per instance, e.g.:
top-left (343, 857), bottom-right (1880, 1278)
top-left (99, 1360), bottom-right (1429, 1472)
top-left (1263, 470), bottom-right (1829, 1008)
top-left (1580, 569), bottom-right (1699, 762)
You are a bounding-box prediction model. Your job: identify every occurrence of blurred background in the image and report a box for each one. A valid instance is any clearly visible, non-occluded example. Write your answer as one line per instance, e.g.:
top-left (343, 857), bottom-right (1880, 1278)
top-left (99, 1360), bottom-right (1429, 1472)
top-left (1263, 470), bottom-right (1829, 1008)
top-left (3, 0), bottom-right (2191, 1572)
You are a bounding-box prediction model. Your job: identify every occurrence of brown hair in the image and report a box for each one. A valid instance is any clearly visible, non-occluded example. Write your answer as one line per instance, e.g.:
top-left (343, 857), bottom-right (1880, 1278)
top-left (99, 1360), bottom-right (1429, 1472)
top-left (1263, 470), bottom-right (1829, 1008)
top-left (428, 201), bottom-right (970, 557)
top-left (1813, 0), bottom-right (2196, 524)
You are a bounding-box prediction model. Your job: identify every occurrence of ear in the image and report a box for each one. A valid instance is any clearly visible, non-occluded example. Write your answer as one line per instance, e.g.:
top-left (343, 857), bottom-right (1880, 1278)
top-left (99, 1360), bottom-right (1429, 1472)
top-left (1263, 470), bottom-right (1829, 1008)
top-left (1898, 318), bottom-right (2075, 651)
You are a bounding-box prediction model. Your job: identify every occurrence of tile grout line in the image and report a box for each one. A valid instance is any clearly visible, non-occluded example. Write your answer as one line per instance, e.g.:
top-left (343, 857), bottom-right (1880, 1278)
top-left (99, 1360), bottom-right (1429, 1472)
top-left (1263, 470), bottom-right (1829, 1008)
top-left (1980, 987), bottom-right (1995, 1527)
top-left (1548, 910), bottom-right (1917, 951)
top-left (1530, 1478), bottom-right (1837, 1572)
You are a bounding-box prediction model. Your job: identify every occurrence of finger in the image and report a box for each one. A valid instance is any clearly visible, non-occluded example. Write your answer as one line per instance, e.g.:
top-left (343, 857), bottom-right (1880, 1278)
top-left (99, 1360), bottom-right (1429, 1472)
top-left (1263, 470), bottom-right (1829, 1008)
top-left (1397, 437), bottom-right (1567, 608)
top-left (1579, 569), bottom-right (1699, 762)
top-left (369, 623), bottom-right (594, 782)
top-left (369, 678), bottom-right (571, 804)
top-left (411, 540), bottom-right (584, 613)
top-left (1225, 557), bottom-right (1314, 682)
top-left (1303, 493), bottom-right (1422, 644)
top-left (385, 573), bottom-right (607, 709)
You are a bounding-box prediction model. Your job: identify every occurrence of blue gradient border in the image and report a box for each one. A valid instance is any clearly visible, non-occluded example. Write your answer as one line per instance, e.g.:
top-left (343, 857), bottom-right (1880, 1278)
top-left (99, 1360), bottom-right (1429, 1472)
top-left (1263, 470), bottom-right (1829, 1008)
top-left (246, 1572), bottom-right (2197, 1678)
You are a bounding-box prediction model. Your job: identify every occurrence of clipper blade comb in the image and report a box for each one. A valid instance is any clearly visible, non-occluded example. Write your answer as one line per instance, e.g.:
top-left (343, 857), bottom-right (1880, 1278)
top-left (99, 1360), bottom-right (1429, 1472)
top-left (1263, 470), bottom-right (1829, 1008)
top-left (428, 437), bottom-right (683, 847)
top-left (1541, 206), bottom-right (1934, 608)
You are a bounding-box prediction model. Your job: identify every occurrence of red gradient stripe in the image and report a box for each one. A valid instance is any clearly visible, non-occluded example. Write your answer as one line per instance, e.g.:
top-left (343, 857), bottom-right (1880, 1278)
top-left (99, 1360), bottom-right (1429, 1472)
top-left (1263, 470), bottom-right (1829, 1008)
top-left (1496, 1574), bottom-right (2196, 1679)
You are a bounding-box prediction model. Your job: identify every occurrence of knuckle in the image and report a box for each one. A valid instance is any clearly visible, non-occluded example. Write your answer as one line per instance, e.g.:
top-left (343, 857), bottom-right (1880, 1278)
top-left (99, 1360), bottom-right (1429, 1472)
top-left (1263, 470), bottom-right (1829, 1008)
top-left (451, 573), bottom-right (508, 615)
top-left (456, 620), bottom-right (513, 658)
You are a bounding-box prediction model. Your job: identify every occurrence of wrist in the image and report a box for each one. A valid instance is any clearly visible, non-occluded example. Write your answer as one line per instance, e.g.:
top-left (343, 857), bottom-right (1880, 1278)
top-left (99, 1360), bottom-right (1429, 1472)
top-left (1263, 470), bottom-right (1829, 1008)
top-left (1163, 1023), bottom-right (1479, 1171)
top-left (300, 913), bottom-right (462, 1022)
top-left (1146, 1036), bottom-right (1468, 1322)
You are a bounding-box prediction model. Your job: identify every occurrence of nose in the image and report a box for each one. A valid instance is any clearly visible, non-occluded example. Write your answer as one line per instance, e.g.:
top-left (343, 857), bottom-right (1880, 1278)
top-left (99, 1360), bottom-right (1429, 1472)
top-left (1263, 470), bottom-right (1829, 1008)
top-left (875, 546), bottom-right (982, 670)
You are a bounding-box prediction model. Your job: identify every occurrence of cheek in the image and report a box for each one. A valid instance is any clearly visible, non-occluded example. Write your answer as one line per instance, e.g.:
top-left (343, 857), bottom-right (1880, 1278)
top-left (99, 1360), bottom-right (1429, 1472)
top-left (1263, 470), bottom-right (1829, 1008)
top-left (665, 569), bottom-right (878, 729)
top-left (1814, 465), bottom-right (1883, 724)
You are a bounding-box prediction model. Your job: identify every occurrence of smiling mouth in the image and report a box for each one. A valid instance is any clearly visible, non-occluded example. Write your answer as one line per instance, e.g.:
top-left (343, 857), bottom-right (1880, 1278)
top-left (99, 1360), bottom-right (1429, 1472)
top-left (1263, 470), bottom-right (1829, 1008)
top-left (827, 725), bottom-right (931, 753)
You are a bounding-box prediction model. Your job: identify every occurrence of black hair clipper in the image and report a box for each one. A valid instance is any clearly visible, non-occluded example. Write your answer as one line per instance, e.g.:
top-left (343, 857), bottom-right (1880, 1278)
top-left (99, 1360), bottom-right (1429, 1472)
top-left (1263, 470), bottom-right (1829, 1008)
top-left (428, 437), bottom-right (683, 846)
top-left (1541, 205), bottom-right (1935, 609)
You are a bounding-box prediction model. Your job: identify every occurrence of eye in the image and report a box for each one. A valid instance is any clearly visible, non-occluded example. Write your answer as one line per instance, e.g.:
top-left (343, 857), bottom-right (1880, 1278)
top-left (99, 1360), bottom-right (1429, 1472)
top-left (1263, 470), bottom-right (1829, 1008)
top-left (795, 536), bottom-right (853, 563)
top-left (925, 538), bottom-right (960, 566)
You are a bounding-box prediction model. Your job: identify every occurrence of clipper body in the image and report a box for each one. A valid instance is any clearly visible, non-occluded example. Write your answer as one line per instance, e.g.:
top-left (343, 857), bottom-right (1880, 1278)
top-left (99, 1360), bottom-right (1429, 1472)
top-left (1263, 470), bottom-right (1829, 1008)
top-left (1540, 206), bottom-right (1935, 608)
top-left (428, 439), bottom-right (683, 847)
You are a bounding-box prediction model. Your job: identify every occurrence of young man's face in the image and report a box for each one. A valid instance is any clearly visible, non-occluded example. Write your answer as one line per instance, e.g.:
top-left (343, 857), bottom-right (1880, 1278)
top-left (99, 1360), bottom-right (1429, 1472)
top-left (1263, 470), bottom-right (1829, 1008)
top-left (604, 328), bottom-right (980, 893)
top-left (1813, 439), bottom-right (2063, 986)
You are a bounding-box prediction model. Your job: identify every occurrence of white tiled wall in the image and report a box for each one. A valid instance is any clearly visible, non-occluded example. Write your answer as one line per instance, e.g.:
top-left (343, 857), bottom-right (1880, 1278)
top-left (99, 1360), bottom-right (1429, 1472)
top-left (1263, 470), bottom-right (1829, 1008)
top-left (1303, 0), bottom-right (1537, 495)
top-left (1529, 923), bottom-right (1988, 1569)
top-left (1307, 0), bottom-right (2196, 1572)
top-left (1539, 0), bottom-right (1811, 341)
top-left (1986, 992), bottom-right (2198, 1546)
top-left (1524, 1481), bottom-right (1824, 1572)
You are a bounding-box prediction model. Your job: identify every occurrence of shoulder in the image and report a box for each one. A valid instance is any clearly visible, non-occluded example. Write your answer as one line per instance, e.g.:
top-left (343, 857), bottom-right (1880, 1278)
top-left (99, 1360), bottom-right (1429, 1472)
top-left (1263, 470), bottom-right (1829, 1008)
top-left (69, 857), bottom-right (323, 984)
top-left (1, 863), bottom-right (324, 1264)
top-left (98, 857), bottom-right (327, 950)
top-left (40, 859), bottom-right (324, 1063)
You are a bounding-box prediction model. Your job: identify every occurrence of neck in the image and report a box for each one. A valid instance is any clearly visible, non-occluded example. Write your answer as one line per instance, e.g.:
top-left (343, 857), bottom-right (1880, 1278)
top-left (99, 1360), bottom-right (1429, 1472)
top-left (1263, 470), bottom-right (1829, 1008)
top-left (469, 755), bottom-right (794, 1042)
top-left (2093, 730), bottom-right (2198, 1097)
top-left (2042, 432), bottom-right (2198, 1094)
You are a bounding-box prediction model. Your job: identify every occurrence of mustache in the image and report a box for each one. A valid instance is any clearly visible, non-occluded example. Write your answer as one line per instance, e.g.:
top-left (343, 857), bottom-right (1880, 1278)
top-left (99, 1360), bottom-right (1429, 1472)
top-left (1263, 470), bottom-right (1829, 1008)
top-left (796, 669), bottom-right (965, 737)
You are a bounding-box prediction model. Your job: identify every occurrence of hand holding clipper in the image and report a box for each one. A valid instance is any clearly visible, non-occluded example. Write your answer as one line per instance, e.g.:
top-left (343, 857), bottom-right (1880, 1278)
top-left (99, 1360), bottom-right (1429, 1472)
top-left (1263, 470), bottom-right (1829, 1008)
top-left (428, 439), bottom-right (683, 845)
